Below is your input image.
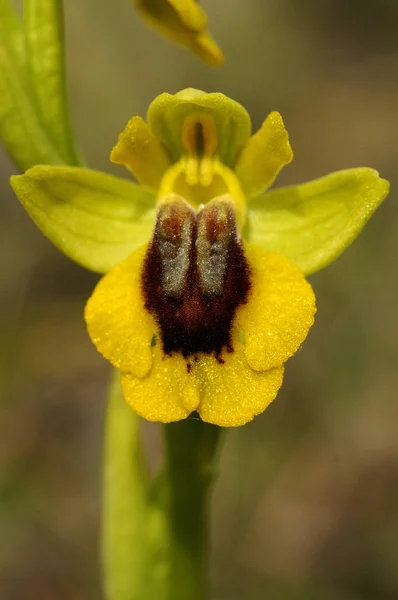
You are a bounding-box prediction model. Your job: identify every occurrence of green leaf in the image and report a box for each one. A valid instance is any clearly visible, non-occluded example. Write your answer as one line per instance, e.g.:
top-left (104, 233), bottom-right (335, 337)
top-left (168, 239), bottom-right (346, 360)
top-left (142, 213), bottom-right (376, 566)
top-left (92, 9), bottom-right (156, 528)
top-left (147, 88), bottom-right (251, 166)
top-left (245, 168), bottom-right (389, 275)
top-left (10, 165), bottom-right (156, 273)
top-left (23, 0), bottom-right (80, 165)
top-left (0, 0), bottom-right (25, 62)
top-left (102, 369), bottom-right (150, 600)
top-left (0, 0), bottom-right (62, 169)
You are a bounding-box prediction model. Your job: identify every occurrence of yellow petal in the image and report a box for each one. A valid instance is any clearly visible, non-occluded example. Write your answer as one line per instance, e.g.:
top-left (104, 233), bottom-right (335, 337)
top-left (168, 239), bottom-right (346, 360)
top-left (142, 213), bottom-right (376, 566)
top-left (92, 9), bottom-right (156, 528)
top-left (194, 333), bottom-right (284, 427)
top-left (85, 239), bottom-right (314, 427)
top-left (236, 244), bottom-right (316, 372)
top-left (235, 111), bottom-right (293, 198)
top-left (110, 116), bottom-right (172, 191)
top-left (187, 31), bottom-right (224, 67)
top-left (84, 246), bottom-right (154, 378)
top-left (133, 0), bottom-right (224, 66)
top-left (167, 0), bottom-right (207, 30)
top-left (122, 342), bottom-right (200, 422)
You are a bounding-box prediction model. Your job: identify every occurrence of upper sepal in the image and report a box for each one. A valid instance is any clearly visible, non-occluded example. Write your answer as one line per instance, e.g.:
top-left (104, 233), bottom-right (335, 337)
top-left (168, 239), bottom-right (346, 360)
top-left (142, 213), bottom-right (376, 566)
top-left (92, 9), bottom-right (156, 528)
top-left (10, 165), bottom-right (156, 273)
top-left (147, 88), bottom-right (251, 166)
top-left (244, 167), bottom-right (390, 275)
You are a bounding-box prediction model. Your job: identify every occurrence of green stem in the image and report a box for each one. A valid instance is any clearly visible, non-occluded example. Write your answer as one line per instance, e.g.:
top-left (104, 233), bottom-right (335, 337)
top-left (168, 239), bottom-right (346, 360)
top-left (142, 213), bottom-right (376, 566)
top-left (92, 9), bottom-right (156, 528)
top-left (102, 369), bottom-right (149, 600)
top-left (163, 417), bottom-right (223, 600)
top-left (102, 375), bottom-right (224, 600)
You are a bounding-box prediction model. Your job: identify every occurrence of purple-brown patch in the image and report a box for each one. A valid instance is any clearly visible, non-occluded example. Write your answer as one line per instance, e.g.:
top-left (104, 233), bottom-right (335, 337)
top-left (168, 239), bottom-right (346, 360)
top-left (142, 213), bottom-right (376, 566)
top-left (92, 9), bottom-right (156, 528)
top-left (142, 197), bottom-right (251, 359)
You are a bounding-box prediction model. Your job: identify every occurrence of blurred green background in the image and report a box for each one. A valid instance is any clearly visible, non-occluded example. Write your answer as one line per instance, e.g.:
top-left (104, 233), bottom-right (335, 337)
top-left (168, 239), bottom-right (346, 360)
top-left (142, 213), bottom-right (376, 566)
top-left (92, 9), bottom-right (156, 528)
top-left (1, 0), bottom-right (398, 598)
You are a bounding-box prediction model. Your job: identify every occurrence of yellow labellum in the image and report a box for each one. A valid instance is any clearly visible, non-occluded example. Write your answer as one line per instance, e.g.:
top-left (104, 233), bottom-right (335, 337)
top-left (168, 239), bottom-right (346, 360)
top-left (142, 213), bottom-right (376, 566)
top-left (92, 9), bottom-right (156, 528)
top-left (84, 242), bottom-right (315, 427)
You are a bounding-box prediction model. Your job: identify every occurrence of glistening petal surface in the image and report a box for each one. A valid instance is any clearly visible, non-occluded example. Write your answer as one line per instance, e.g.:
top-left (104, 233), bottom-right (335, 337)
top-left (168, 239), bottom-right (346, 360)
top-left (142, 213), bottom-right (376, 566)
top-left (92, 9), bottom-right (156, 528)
top-left (236, 245), bottom-right (316, 372)
top-left (195, 333), bottom-right (285, 427)
top-left (245, 168), bottom-right (390, 275)
top-left (122, 344), bottom-right (200, 423)
top-left (85, 246), bottom-right (154, 378)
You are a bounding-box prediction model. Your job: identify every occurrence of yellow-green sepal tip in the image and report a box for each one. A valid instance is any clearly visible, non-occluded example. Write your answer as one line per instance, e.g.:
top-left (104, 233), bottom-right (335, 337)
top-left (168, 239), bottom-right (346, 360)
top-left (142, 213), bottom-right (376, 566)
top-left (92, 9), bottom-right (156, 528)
top-left (245, 167), bottom-right (390, 275)
top-left (10, 165), bottom-right (156, 273)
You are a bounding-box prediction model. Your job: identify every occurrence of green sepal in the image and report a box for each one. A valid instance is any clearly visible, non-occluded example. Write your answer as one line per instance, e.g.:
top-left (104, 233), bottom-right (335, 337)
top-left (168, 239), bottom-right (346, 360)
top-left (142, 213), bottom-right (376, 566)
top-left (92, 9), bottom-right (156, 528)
top-left (10, 165), bottom-right (156, 273)
top-left (245, 168), bottom-right (389, 275)
top-left (147, 88), bottom-right (251, 166)
top-left (23, 0), bottom-right (80, 165)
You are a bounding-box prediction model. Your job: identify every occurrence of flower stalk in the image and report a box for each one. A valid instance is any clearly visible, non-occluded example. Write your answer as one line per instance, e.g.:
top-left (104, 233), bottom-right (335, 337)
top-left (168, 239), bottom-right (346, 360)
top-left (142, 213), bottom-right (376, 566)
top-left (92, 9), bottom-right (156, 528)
top-left (163, 417), bottom-right (223, 600)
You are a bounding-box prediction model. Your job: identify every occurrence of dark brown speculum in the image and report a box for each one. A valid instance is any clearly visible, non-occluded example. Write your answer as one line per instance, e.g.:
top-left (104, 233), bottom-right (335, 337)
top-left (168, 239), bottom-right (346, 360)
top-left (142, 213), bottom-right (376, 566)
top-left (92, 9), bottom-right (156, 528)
top-left (142, 196), bottom-right (251, 359)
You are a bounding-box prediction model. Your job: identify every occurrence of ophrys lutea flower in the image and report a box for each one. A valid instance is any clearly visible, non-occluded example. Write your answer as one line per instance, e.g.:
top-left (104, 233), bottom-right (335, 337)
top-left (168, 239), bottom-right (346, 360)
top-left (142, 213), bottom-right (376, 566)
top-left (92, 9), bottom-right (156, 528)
top-left (11, 89), bottom-right (389, 426)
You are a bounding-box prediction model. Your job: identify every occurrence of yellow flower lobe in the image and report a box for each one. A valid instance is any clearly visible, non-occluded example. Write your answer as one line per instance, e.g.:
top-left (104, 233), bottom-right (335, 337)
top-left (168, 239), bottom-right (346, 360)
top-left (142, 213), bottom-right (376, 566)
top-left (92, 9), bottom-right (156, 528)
top-left (236, 245), bottom-right (316, 372)
top-left (84, 246), bottom-right (154, 378)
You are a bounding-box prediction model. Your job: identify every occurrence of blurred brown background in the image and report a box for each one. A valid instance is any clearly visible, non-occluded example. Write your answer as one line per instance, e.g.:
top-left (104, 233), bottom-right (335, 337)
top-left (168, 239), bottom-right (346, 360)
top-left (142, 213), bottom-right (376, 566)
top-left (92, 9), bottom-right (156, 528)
top-left (1, 0), bottom-right (398, 598)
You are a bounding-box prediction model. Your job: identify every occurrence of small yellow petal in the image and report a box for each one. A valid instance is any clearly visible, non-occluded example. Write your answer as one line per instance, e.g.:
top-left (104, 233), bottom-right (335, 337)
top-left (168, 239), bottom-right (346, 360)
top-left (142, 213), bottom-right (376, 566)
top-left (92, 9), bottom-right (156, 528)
top-left (194, 333), bottom-right (284, 427)
top-left (236, 244), bottom-right (316, 372)
top-left (110, 116), bottom-right (172, 191)
top-left (235, 111), bottom-right (293, 198)
top-left (122, 342), bottom-right (200, 423)
top-left (167, 0), bottom-right (208, 31)
top-left (84, 246), bottom-right (154, 378)
top-left (133, 0), bottom-right (224, 66)
top-left (189, 31), bottom-right (224, 67)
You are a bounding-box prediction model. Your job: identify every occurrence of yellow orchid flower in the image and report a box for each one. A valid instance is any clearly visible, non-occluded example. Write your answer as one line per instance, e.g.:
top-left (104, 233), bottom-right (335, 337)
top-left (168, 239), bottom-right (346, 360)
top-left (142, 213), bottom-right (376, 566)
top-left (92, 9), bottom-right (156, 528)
top-left (132, 0), bottom-right (223, 65)
top-left (11, 89), bottom-right (389, 426)
top-left (84, 90), bottom-right (314, 426)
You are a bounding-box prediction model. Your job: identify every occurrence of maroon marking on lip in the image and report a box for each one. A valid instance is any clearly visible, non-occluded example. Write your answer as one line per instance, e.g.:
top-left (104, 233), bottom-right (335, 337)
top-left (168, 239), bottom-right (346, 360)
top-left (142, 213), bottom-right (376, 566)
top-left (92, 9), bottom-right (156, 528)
top-left (142, 200), bottom-right (251, 360)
